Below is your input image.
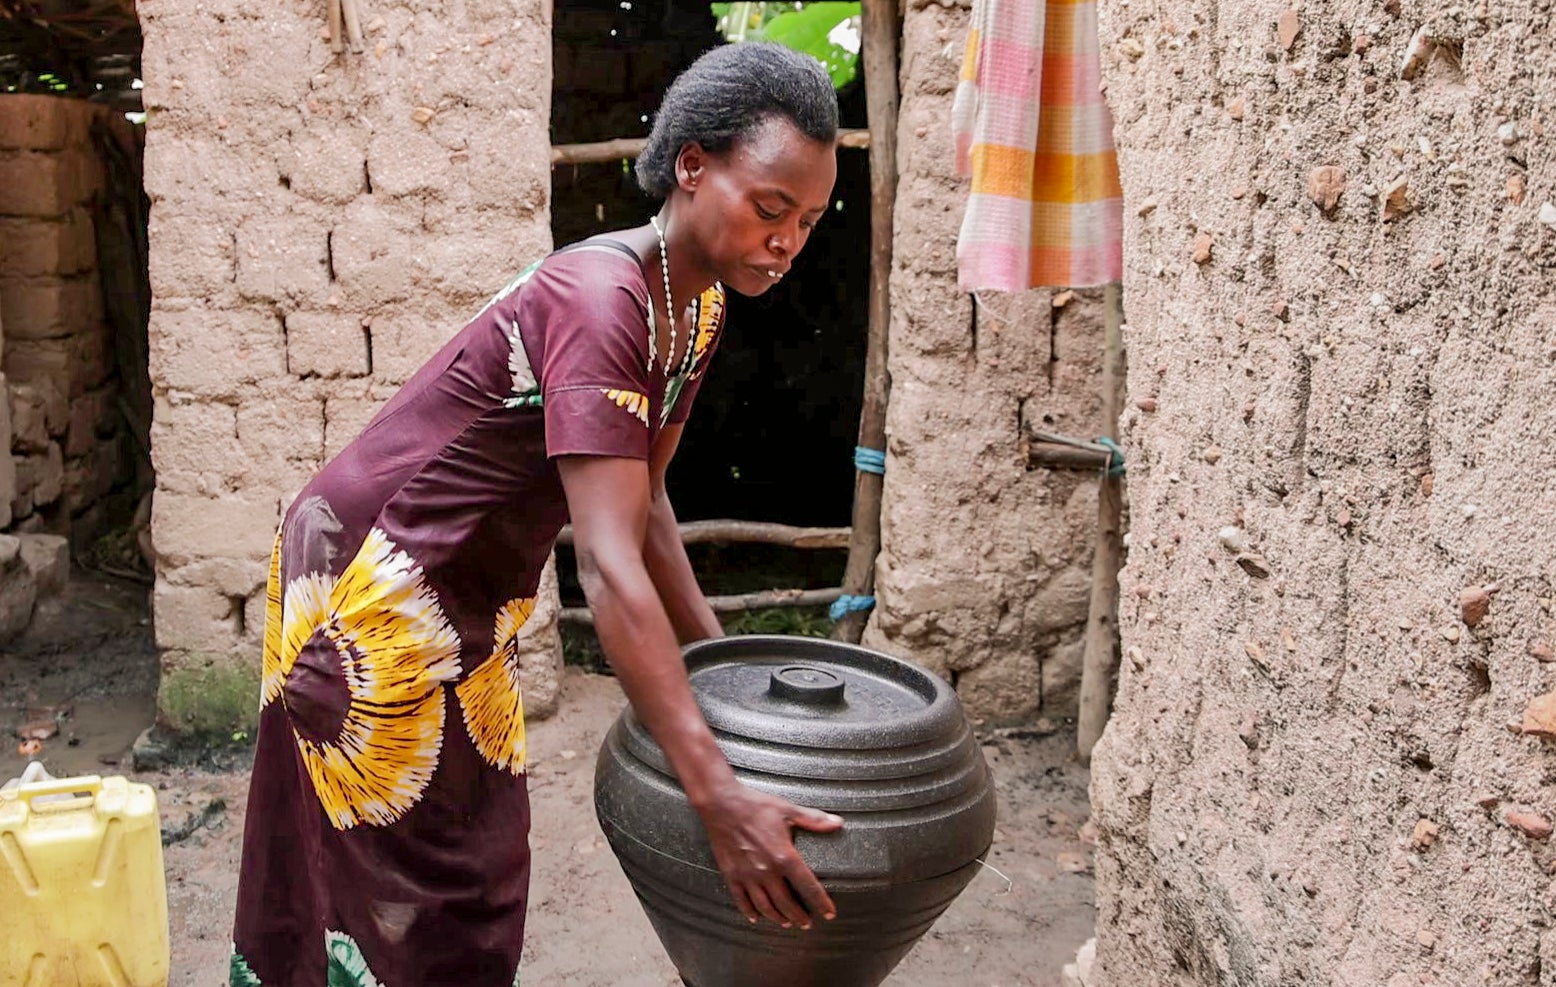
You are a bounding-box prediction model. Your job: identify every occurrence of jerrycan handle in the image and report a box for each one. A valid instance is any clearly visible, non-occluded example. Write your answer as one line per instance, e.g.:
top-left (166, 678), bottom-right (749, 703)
top-left (17, 775), bottom-right (103, 809)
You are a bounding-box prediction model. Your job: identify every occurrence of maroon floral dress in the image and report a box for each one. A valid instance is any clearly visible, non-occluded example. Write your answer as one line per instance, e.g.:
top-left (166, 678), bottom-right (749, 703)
top-left (229, 240), bottom-right (726, 987)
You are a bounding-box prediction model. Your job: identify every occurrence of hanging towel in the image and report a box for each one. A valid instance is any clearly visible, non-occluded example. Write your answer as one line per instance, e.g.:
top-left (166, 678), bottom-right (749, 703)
top-left (952, 0), bottom-right (1124, 291)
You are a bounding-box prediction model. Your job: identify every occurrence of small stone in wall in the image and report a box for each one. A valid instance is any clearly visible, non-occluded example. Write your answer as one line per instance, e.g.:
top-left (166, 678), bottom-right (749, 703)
top-left (1277, 10), bottom-right (1300, 50)
top-left (1440, 625), bottom-right (1462, 644)
top-left (1507, 175), bottom-right (1526, 203)
top-left (1411, 818), bottom-right (1440, 850)
top-left (1191, 232), bottom-right (1214, 264)
top-left (1227, 96), bottom-right (1246, 121)
top-left (1519, 691), bottom-right (1556, 740)
top-left (1460, 584), bottom-right (1493, 627)
top-left (412, 106), bottom-right (437, 125)
top-left (1202, 444), bottom-right (1223, 464)
top-left (1420, 472), bottom-right (1435, 496)
top-left (1429, 253), bottom-right (1446, 270)
top-left (1528, 638), bottom-right (1554, 662)
top-left (1136, 396), bottom-right (1158, 412)
top-left (1218, 526), bottom-right (1248, 553)
top-left (1540, 202), bottom-right (1556, 230)
top-left (1383, 177), bottom-right (1414, 220)
top-left (1400, 27), bottom-right (1438, 80)
top-left (1118, 38), bottom-right (1145, 60)
top-left (1308, 165), bottom-right (1347, 212)
top-left (1506, 810), bottom-right (1553, 841)
top-left (1238, 711), bottom-right (1259, 749)
top-left (1236, 553), bottom-right (1272, 579)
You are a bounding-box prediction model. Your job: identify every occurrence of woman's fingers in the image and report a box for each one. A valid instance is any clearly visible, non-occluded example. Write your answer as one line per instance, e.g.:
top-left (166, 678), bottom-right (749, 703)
top-left (762, 873), bottom-right (813, 929)
top-left (726, 881), bottom-right (760, 924)
top-left (744, 881), bottom-right (787, 928)
top-left (783, 855), bottom-right (837, 922)
top-left (787, 805), bottom-right (844, 834)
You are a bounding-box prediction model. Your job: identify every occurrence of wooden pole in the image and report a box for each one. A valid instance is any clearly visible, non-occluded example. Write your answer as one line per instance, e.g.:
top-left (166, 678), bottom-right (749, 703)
top-left (561, 587), bottom-right (842, 626)
top-left (557, 520), bottom-right (850, 550)
top-left (1077, 284), bottom-right (1126, 762)
top-left (835, 0), bottom-right (900, 644)
top-left (1028, 445), bottom-right (1113, 471)
top-left (549, 129), bottom-right (869, 167)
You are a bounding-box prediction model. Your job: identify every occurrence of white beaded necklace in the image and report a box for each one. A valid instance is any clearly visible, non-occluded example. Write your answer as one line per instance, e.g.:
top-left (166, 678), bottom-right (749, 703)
top-left (649, 215), bottom-right (694, 377)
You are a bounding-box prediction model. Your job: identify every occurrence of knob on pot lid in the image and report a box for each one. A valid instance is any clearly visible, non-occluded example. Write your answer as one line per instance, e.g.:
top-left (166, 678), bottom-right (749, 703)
top-left (681, 635), bottom-right (964, 751)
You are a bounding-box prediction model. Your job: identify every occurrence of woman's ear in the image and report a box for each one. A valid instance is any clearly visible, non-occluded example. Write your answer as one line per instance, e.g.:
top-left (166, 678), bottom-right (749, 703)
top-left (675, 142), bottom-right (707, 192)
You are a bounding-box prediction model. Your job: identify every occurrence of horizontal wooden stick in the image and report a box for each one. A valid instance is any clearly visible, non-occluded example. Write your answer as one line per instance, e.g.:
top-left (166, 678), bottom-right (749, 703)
top-left (551, 128), bottom-right (870, 167)
top-left (1028, 444), bottom-right (1112, 471)
top-left (557, 520), bottom-right (849, 549)
top-left (559, 587), bottom-right (842, 625)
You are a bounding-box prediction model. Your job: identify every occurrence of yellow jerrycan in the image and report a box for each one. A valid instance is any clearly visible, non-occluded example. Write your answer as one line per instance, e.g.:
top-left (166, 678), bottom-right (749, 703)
top-left (0, 772), bottom-right (170, 987)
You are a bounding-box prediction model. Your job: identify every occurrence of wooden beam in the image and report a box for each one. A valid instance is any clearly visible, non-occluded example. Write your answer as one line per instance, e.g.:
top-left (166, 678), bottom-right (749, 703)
top-left (834, 0), bottom-right (900, 645)
top-left (556, 520), bottom-right (850, 549)
top-left (1078, 285), bottom-right (1126, 762)
top-left (1028, 444), bottom-right (1112, 471)
top-left (561, 587), bottom-right (842, 625)
top-left (551, 129), bottom-right (871, 167)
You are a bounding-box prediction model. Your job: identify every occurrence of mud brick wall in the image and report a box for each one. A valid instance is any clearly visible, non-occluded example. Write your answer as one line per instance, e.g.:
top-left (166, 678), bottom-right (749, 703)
top-left (0, 95), bottom-right (132, 547)
top-left (860, 0), bottom-right (1110, 724)
top-left (1089, 0), bottom-right (1556, 981)
top-left (138, 0), bottom-right (555, 729)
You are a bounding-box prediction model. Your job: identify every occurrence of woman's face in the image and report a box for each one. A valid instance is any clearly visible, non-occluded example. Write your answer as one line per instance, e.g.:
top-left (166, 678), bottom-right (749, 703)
top-left (676, 116), bottom-right (839, 297)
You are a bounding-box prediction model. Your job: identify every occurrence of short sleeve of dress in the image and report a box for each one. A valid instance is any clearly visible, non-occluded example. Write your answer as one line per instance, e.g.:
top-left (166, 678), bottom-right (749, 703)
top-left (665, 283), bottom-right (727, 427)
top-left (527, 249), bottom-right (654, 460)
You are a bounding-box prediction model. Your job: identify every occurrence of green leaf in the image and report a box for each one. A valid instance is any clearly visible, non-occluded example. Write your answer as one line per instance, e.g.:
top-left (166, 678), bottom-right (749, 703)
top-left (754, 3), bottom-right (861, 89)
top-left (229, 948), bottom-right (263, 987)
top-left (325, 931), bottom-right (383, 987)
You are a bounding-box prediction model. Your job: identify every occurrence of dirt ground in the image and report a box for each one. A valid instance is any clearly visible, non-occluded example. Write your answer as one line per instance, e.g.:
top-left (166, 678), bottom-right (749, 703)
top-left (3, 580), bottom-right (1096, 986)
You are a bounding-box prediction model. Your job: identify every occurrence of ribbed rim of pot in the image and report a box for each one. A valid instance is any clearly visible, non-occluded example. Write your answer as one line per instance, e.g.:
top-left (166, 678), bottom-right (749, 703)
top-left (677, 635), bottom-right (965, 751)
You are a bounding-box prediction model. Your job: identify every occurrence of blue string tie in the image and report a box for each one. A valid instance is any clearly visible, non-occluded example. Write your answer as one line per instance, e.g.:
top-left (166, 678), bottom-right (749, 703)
top-left (1097, 436), bottom-right (1126, 478)
top-left (830, 594), bottom-right (876, 622)
top-left (854, 446), bottom-right (886, 475)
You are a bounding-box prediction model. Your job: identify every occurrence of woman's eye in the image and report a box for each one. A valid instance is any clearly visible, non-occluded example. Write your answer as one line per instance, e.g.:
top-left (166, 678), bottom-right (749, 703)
top-left (755, 204), bottom-right (781, 221)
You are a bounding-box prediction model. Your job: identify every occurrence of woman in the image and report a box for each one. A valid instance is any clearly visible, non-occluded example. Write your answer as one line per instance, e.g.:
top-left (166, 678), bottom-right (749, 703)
top-left (230, 42), bottom-right (843, 986)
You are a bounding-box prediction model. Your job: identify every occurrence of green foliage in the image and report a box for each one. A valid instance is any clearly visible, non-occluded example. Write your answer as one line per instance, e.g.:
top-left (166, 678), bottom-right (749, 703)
top-left (561, 606), bottom-right (833, 674)
top-left (711, 2), bottom-right (861, 89)
top-left (158, 660), bottom-right (261, 736)
top-left (721, 605), bottom-right (832, 638)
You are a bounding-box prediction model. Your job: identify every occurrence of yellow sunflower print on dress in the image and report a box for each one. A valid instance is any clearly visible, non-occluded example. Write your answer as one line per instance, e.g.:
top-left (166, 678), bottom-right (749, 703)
top-left (278, 527), bottom-right (462, 830)
top-left (691, 285), bottom-right (724, 375)
top-left (601, 388), bottom-right (650, 426)
top-left (455, 597), bottom-right (535, 775)
top-left (259, 527), bottom-right (286, 709)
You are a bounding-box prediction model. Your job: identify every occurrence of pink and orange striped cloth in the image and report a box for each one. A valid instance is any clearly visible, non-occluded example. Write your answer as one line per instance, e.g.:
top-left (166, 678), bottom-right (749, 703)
top-left (953, 0), bottom-right (1124, 291)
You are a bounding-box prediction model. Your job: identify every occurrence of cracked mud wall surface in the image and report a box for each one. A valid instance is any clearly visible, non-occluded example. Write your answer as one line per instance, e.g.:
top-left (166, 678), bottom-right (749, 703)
top-left (140, 0), bottom-right (558, 723)
top-left (1090, 0), bottom-right (1556, 982)
top-left (863, 0), bottom-right (1110, 724)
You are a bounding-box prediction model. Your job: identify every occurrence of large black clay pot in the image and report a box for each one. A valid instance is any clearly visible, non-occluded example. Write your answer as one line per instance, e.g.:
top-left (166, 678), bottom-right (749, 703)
top-left (594, 635), bottom-right (997, 987)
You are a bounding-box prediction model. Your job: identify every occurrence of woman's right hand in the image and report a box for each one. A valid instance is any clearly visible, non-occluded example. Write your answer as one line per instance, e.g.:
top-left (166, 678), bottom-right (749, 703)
top-left (696, 781), bottom-right (843, 930)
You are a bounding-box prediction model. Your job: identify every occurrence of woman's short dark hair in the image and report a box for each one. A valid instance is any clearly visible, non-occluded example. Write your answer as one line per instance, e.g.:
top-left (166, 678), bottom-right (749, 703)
top-left (635, 42), bottom-right (840, 199)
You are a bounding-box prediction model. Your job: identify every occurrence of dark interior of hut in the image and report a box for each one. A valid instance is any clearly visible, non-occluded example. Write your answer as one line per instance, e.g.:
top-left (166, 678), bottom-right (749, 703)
top-left (550, 0), bottom-right (871, 639)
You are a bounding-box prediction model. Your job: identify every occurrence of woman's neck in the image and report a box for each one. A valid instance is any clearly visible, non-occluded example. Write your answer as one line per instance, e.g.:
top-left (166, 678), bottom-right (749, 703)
top-left (651, 207), bottom-right (714, 317)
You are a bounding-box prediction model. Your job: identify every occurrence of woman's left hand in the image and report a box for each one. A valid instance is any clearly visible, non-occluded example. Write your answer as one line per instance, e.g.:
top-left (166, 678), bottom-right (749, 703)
top-left (696, 780), bottom-right (843, 930)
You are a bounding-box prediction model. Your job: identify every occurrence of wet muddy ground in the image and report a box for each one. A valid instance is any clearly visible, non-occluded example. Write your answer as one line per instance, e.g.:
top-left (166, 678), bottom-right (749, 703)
top-left (3, 580), bottom-right (1096, 986)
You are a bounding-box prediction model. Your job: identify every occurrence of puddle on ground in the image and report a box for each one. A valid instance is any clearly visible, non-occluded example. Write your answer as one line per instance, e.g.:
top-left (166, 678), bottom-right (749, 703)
top-left (1, 572), bottom-right (159, 786)
top-left (2, 693), bottom-right (157, 782)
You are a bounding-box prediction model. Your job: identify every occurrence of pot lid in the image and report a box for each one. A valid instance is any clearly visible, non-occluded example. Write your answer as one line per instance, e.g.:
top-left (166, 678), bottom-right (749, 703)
top-left (679, 635), bottom-right (964, 751)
